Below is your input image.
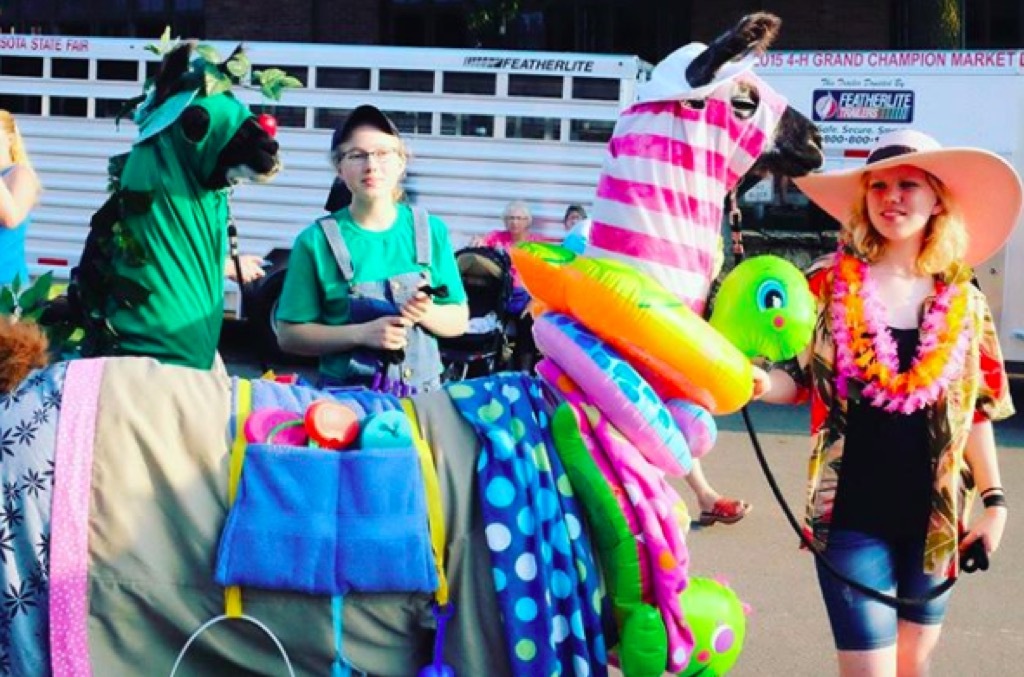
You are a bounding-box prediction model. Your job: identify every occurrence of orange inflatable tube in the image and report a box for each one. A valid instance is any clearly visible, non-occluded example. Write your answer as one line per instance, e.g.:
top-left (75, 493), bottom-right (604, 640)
top-left (512, 243), bottom-right (753, 415)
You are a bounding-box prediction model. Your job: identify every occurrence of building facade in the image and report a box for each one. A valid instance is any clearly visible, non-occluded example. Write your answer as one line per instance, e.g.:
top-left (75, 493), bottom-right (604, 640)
top-left (2, 1), bottom-right (1021, 61)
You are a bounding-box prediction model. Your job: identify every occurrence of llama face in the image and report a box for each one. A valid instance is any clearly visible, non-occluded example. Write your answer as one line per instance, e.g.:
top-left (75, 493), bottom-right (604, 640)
top-left (177, 96), bottom-right (282, 190)
top-left (681, 12), bottom-right (823, 187)
top-left (135, 42), bottom-right (283, 191)
top-left (739, 82), bottom-right (823, 183)
top-left (699, 73), bottom-right (823, 188)
top-left (209, 116), bottom-right (282, 188)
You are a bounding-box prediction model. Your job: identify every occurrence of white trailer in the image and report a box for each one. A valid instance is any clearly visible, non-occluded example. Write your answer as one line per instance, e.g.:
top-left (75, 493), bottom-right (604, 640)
top-left (752, 48), bottom-right (1024, 369)
top-left (0, 34), bottom-right (649, 322)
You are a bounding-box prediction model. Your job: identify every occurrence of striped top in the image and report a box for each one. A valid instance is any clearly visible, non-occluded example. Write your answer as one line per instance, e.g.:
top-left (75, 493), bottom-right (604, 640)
top-left (588, 76), bottom-right (788, 315)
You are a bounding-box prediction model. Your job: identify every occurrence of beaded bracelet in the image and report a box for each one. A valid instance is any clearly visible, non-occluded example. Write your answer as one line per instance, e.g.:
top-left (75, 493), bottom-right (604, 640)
top-left (982, 493), bottom-right (1008, 509)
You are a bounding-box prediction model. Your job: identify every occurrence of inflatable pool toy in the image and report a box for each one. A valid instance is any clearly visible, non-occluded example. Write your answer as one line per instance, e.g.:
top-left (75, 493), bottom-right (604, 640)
top-left (709, 255), bottom-right (815, 363)
top-left (513, 243), bottom-right (754, 414)
top-left (665, 400), bottom-right (717, 460)
top-left (550, 399), bottom-right (666, 677)
top-left (677, 577), bottom-right (748, 676)
top-left (534, 312), bottom-right (692, 476)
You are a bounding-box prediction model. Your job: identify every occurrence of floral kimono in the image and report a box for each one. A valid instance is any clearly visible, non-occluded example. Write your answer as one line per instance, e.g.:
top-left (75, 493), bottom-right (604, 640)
top-left (797, 252), bottom-right (1014, 577)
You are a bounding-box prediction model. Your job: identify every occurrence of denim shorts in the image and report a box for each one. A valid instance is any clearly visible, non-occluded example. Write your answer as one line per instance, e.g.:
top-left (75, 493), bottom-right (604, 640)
top-left (815, 528), bottom-right (952, 651)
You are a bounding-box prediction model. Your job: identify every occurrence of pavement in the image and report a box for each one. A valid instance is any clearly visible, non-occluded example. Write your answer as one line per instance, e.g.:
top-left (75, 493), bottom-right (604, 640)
top-left (678, 402), bottom-right (1024, 676)
top-left (223, 334), bottom-right (1024, 676)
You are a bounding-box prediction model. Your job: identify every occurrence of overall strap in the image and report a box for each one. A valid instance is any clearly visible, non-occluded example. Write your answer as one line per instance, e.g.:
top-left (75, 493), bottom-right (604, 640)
top-left (319, 217), bottom-right (356, 280)
top-left (412, 207), bottom-right (432, 267)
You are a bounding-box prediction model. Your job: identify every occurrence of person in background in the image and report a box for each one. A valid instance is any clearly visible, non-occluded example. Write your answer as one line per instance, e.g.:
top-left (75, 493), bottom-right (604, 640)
top-left (754, 129), bottom-right (1018, 676)
top-left (472, 200), bottom-right (545, 289)
top-left (0, 110), bottom-right (42, 287)
top-left (561, 204), bottom-right (590, 254)
top-left (472, 200), bottom-right (548, 371)
top-left (563, 203), bottom-right (587, 229)
top-left (276, 104), bottom-right (467, 392)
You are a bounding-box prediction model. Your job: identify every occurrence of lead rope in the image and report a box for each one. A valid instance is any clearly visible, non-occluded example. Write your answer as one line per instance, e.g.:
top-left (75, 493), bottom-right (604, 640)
top-left (727, 188), bottom-right (745, 263)
top-left (226, 191), bottom-right (247, 318)
top-left (727, 190), bottom-right (959, 606)
top-left (223, 187), bottom-right (246, 321)
top-left (740, 407), bottom-right (955, 607)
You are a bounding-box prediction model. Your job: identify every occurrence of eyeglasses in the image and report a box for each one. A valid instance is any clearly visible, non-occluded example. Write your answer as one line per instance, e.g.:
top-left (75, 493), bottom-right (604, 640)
top-left (341, 148), bottom-right (402, 164)
top-left (504, 216), bottom-right (530, 222)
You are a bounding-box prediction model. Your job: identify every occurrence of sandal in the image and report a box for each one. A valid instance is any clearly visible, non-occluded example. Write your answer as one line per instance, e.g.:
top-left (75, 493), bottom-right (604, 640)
top-left (697, 497), bottom-right (751, 527)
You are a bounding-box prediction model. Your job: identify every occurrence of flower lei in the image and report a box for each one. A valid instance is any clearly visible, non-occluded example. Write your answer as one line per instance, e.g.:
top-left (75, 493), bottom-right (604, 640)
top-left (831, 248), bottom-right (972, 414)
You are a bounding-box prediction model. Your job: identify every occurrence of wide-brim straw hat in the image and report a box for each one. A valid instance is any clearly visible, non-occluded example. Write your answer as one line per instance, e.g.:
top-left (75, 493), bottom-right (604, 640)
top-left (794, 129), bottom-right (1023, 265)
top-left (636, 42), bottom-right (756, 104)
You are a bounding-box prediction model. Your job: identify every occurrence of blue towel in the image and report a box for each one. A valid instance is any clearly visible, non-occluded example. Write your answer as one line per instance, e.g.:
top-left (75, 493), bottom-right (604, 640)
top-left (245, 377), bottom-right (400, 422)
top-left (215, 443), bottom-right (437, 595)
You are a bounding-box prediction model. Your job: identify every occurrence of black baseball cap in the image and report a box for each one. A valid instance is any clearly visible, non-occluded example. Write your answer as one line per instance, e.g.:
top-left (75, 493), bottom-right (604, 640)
top-left (330, 104), bottom-right (400, 151)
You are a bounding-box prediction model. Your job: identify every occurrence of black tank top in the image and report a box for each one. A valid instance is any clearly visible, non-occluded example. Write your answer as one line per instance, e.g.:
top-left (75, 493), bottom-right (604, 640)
top-left (830, 327), bottom-right (933, 540)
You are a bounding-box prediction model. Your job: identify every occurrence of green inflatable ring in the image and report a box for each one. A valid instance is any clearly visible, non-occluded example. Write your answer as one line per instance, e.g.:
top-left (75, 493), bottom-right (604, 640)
top-left (551, 402), bottom-right (668, 677)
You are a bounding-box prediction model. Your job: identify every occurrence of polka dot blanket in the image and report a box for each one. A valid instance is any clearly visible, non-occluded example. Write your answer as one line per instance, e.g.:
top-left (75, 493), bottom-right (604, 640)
top-left (447, 372), bottom-right (608, 677)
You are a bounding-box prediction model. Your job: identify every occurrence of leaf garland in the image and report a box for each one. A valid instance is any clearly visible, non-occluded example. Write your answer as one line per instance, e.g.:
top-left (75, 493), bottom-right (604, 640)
top-left (141, 27), bottom-right (303, 103)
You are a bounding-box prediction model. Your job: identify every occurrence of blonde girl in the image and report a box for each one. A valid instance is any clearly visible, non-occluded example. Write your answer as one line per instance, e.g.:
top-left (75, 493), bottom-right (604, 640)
top-left (0, 110), bottom-right (42, 285)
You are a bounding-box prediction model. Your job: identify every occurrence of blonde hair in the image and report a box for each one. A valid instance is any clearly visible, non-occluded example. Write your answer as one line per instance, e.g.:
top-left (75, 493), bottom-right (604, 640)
top-left (844, 170), bottom-right (968, 277)
top-left (0, 110), bottom-right (31, 168)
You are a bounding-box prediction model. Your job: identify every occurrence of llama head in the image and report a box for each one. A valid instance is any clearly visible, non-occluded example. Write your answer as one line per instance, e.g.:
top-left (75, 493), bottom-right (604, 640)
top-left (588, 13), bottom-right (823, 313)
top-left (643, 12), bottom-right (823, 190)
top-left (128, 41), bottom-right (283, 190)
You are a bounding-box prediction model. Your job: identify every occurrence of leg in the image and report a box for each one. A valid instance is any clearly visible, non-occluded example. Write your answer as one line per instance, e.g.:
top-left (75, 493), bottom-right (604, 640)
top-left (685, 459), bottom-right (718, 510)
top-left (894, 537), bottom-right (951, 677)
top-left (686, 459), bottom-right (750, 526)
top-left (895, 620), bottom-right (942, 677)
top-left (816, 530), bottom-right (901, 677)
top-left (837, 647), bottom-right (898, 677)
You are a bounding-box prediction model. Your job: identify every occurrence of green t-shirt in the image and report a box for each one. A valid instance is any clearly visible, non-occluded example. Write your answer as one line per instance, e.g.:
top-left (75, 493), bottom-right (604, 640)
top-left (102, 94), bottom-right (253, 369)
top-left (276, 204), bottom-right (467, 380)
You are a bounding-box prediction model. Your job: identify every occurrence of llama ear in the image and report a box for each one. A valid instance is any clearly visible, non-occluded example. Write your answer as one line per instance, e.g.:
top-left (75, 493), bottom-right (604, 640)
top-left (153, 43), bottom-right (194, 100)
top-left (685, 12), bottom-right (781, 89)
top-left (180, 105), bottom-right (211, 143)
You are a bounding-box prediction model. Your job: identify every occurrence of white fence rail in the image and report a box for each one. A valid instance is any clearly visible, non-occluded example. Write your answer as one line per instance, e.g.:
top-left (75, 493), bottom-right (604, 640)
top-left (2, 35), bottom-right (649, 282)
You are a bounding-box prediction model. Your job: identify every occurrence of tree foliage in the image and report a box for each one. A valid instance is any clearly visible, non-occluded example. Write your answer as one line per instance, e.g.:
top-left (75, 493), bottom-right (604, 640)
top-left (466, 0), bottom-right (522, 47)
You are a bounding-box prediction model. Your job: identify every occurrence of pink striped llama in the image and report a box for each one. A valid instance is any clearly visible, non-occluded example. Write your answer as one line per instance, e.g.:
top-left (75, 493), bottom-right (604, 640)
top-left (588, 13), bottom-right (823, 315)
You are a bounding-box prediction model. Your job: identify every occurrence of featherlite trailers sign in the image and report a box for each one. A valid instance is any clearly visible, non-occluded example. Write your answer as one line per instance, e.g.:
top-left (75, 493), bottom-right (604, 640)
top-left (755, 49), bottom-right (1024, 150)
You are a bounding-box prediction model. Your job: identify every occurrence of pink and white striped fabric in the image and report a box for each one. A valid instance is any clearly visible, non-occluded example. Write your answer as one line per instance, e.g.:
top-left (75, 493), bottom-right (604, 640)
top-left (588, 75), bottom-right (788, 315)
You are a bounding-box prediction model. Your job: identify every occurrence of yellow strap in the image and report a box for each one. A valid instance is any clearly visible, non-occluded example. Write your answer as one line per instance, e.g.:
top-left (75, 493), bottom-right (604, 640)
top-left (401, 398), bottom-right (449, 605)
top-left (224, 378), bottom-right (253, 618)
